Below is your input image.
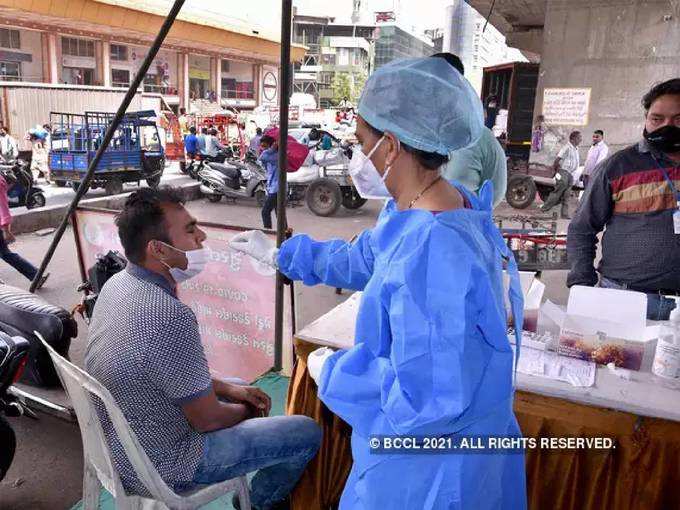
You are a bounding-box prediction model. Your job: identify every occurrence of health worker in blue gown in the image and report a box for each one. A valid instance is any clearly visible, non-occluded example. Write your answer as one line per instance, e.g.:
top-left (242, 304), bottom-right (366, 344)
top-left (230, 56), bottom-right (527, 510)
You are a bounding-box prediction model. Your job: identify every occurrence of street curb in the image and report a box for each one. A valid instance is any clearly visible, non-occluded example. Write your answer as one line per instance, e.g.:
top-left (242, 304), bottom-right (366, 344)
top-left (12, 182), bottom-right (203, 235)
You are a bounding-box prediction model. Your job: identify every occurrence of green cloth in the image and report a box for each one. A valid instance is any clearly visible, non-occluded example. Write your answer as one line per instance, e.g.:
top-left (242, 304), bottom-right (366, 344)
top-left (71, 373), bottom-right (290, 510)
top-left (442, 127), bottom-right (507, 207)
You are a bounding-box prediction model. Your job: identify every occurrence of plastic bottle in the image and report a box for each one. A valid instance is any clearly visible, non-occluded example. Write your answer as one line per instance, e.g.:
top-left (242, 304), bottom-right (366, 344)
top-left (653, 302), bottom-right (680, 378)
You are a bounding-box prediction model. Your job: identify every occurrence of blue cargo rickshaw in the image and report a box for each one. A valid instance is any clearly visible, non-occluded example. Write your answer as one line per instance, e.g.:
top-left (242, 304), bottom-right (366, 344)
top-left (48, 110), bottom-right (165, 195)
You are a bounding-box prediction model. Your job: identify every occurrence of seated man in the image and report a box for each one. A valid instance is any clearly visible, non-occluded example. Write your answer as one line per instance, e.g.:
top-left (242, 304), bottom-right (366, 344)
top-left (85, 187), bottom-right (321, 509)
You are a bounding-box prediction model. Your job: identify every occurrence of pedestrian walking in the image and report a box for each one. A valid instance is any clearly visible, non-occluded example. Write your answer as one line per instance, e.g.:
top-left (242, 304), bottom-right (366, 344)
top-left (541, 130), bottom-right (582, 218)
top-left (581, 130), bottom-right (609, 188)
top-left (0, 173), bottom-right (49, 288)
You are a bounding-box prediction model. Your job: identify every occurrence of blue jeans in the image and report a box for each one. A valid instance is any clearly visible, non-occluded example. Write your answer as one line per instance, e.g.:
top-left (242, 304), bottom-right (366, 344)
top-left (0, 229), bottom-right (38, 281)
top-left (192, 415), bottom-right (321, 509)
top-left (599, 276), bottom-right (677, 321)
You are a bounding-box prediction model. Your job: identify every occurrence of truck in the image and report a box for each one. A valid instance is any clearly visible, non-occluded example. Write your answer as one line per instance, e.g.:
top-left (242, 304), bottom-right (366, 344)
top-left (481, 62), bottom-right (540, 162)
top-left (482, 62), bottom-right (572, 209)
top-left (49, 110), bottom-right (164, 195)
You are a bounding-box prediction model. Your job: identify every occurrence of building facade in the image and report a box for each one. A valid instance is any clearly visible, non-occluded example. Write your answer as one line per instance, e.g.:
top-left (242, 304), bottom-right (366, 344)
top-left (293, 14), bottom-right (375, 108)
top-left (443, 0), bottom-right (525, 93)
top-left (0, 0), bottom-right (304, 131)
top-left (373, 24), bottom-right (433, 69)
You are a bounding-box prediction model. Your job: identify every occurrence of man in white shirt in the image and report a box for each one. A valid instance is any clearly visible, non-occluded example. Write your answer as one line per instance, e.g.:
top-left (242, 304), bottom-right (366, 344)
top-left (0, 126), bottom-right (18, 163)
top-left (540, 130), bottom-right (582, 219)
top-left (581, 130), bottom-right (609, 188)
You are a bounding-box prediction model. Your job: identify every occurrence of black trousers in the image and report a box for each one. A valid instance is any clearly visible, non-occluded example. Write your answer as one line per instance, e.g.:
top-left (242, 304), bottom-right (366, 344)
top-left (261, 193), bottom-right (277, 229)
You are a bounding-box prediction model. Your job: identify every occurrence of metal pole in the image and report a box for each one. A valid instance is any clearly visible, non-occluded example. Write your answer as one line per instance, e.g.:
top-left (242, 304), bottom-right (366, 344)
top-left (274, 0), bottom-right (293, 372)
top-left (29, 0), bottom-right (186, 293)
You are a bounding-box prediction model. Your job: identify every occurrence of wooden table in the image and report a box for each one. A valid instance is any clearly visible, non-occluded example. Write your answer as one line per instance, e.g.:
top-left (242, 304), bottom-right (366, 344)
top-left (287, 293), bottom-right (680, 510)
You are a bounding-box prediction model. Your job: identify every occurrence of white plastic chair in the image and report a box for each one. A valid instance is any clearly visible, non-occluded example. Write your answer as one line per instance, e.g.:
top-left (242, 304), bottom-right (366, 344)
top-left (38, 333), bottom-right (251, 510)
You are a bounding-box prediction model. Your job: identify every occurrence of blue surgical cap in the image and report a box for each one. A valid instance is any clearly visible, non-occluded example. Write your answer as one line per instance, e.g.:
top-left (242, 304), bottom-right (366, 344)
top-left (358, 57), bottom-right (484, 155)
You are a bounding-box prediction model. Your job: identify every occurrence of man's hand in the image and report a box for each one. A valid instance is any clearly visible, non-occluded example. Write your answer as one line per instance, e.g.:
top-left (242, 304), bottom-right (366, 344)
top-left (3, 228), bottom-right (15, 244)
top-left (224, 384), bottom-right (272, 417)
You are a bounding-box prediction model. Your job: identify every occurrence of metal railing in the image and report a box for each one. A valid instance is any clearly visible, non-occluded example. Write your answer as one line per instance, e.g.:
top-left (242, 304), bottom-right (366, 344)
top-left (221, 88), bottom-right (254, 99)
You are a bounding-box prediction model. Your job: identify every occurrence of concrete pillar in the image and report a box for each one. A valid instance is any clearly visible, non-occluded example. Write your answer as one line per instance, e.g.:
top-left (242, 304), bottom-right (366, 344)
top-left (253, 64), bottom-right (261, 107)
top-left (178, 52), bottom-right (190, 109)
top-left (213, 58), bottom-right (222, 104)
top-left (101, 41), bottom-right (111, 87)
top-left (46, 32), bottom-right (59, 84)
top-left (95, 41), bottom-right (104, 86)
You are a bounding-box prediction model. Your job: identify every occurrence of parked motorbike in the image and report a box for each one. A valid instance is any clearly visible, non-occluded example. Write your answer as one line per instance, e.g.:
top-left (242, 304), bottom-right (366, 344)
top-left (0, 158), bottom-right (47, 210)
top-left (179, 147), bottom-right (234, 181)
top-left (0, 331), bottom-right (31, 482)
top-left (198, 150), bottom-right (268, 204)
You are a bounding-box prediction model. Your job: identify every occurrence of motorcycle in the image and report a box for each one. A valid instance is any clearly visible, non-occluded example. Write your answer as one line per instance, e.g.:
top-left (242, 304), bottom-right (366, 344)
top-left (0, 158), bottom-right (47, 210)
top-left (198, 150), bottom-right (268, 204)
top-left (180, 147), bottom-right (233, 181)
top-left (0, 331), bottom-right (31, 482)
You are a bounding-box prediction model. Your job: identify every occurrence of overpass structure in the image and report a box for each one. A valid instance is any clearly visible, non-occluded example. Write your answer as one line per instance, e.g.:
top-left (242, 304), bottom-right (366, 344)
top-left (467, 0), bottom-right (680, 161)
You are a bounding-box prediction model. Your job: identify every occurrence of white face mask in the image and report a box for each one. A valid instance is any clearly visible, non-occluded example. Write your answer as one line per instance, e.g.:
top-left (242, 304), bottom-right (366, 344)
top-left (348, 136), bottom-right (395, 199)
top-left (159, 242), bottom-right (209, 283)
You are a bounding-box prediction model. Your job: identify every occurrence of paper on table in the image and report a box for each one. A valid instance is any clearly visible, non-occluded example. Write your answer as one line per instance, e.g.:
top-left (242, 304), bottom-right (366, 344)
top-left (513, 345), bottom-right (596, 387)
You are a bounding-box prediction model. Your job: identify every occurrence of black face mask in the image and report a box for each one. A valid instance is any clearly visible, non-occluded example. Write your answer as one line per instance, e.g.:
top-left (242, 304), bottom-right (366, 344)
top-left (644, 125), bottom-right (680, 154)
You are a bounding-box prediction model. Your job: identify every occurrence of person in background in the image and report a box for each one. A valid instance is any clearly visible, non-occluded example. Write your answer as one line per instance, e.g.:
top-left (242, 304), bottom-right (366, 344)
top-left (0, 172), bottom-right (49, 288)
top-left (178, 108), bottom-right (190, 137)
top-left (320, 132), bottom-right (333, 150)
top-left (85, 187), bottom-right (320, 508)
top-left (258, 135), bottom-right (280, 230)
top-left (0, 126), bottom-right (18, 163)
top-left (568, 78), bottom-right (680, 320)
top-left (484, 93), bottom-right (499, 130)
top-left (184, 126), bottom-right (198, 163)
top-left (532, 115), bottom-right (546, 152)
top-left (231, 57), bottom-right (526, 510)
top-left (197, 127), bottom-right (208, 158)
top-left (434, 52), bottom-right (508, 207)
top-left (540, 130), bottom-right (582, 219)
top-left (581, 129), bottom-right (609, 188)
top-left (204, 128), bottom-right (224, 160)
top-left (249, 127), bottom-right (263, 155)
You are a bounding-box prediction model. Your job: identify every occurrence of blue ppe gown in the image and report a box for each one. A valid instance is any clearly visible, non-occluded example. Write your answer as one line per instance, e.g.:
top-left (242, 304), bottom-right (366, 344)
top-left (278, 184), bottom-right (526, 510)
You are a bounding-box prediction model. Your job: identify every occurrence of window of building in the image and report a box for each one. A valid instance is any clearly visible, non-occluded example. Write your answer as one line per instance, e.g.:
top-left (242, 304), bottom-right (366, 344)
top-left (62, 37), bottom-right (95, 58)
top-left (110, 44), bottom-right (128, 62)
top-left (0, 61), bottom-right (21, 81)
top-left (321, 54), bottom-right (336, 65)
top-left (111, 68), bottom-right (130, 87)
top-left (221, 60), bottom-right (230, 73)
top-left (220, 59), bottom-right (254, 100)
top-left (63, 67), bottom-right (94, 85)
top-left (0, 28), bottom-right (20, 49)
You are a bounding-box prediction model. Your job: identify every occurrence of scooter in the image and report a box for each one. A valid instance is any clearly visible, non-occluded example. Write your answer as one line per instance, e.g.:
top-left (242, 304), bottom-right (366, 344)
top-left (0, 331), bottom-right (31, 482)
top-left (0, 159), bottom-right (47, 210)
top-left (180, 147), bottom-right (234, 181)
top-left (198, 150), bottom-right (268, 204)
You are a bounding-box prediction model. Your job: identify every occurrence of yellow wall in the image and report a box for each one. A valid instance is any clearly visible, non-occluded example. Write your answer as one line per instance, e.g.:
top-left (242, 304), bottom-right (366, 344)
top-left (0, 0), bottom-right (305, 62)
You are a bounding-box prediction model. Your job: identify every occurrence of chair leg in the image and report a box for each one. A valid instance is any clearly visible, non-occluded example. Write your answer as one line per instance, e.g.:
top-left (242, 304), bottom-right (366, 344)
top-left (82, 463), bottom-right (102, 510)
top-left (236, 476), bottom-right (252, 510)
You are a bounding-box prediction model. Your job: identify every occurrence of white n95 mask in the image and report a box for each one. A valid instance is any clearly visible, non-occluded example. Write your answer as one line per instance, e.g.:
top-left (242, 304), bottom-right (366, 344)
top-left (160, 242), bottom-right (209, 283)
top-left (348, 136), bottom-right (393, 199)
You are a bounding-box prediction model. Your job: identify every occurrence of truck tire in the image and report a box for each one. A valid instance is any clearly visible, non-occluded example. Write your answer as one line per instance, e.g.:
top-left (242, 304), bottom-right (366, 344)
top-left (306, 178), bottom-right (342, 217)
top-left (342, 187), bottom-right (367, 210)
top-left (506, 175), bottom-right (537, 209)
top-left (104, 179), bottom-right (124, 196)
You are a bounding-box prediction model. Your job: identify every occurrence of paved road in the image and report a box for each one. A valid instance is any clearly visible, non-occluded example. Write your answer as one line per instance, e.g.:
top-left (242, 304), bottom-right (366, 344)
top-left (13, 162), bottom-right (192, 215)
top-left (0, 191), bottom-right (571, 509)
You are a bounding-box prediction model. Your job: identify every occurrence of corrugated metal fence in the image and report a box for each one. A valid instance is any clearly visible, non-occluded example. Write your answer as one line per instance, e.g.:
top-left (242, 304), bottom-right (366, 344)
top-left (0, 83), bottom-right (161, 150)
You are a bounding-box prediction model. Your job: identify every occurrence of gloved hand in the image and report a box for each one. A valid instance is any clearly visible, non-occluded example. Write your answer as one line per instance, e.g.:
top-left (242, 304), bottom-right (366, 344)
top-left (229, 230), bottom-right (279, 270)
top-left (307, 347), bottom-right (335, 385)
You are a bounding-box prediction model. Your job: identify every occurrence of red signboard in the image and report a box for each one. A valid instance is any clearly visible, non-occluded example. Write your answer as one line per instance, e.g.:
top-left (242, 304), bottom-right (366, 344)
top-left (72, 207), bottom-right (293, 382)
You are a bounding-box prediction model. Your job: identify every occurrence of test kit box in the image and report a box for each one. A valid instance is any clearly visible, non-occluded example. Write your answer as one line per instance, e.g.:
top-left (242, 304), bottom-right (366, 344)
top-left (556, 286), bottom-right (656, 370)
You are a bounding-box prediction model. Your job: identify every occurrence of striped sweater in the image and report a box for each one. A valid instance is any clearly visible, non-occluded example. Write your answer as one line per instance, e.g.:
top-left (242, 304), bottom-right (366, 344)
top-left (567, 140), bottom-right (680, 292)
